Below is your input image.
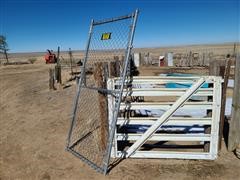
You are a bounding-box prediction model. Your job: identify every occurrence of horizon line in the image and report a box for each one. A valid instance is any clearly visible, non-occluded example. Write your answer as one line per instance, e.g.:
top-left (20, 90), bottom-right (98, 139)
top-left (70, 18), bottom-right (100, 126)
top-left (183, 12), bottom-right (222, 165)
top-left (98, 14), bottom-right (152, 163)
top-left (8, 41), bottom-right (239, 54)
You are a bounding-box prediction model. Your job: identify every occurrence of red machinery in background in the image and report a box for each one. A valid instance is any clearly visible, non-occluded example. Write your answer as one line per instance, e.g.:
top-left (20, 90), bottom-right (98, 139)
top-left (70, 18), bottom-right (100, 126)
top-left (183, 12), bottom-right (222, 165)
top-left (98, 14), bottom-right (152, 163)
top-left (44, 49), bottom-right (57, 64)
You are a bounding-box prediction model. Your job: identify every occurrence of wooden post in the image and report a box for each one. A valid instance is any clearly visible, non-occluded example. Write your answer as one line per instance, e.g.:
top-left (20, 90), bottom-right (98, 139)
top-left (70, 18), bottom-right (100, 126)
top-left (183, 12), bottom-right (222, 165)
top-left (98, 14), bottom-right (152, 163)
top-left (49, 68), bottom-right (55, 90)
top-left (180, 53), bottom-right (183, 67)
top-left (218, 58), bottom-right (231, 150)
top-left (55, 46), bottom-right (62, 84)
top-left (112, 56), bottom-right (121, 77)
top-left (58, 65), bottom-right (62, 84)
top-left (208, 52), bottom-right (214, 66)
top-left (116, 60), bottom-right (121, 77)
top-left (139, 52), bottom-right (142, 67)
top-left (57, 46), bottom-right (60, 65)
top-left (55, 65), bottom-right (62, 84)
top-left (110, 56), bottom-right (119, 78)
top-left (233, 43), bottom-right (236, 57)
top-left (201, 52), bottom-right (205, 67)
top-left (109, 61), bottom-right (117, 78)
top-left (69, 48), bottom-right (74, 75)
top-left (93, 62), bottom-right (108, 151)
top-left (209, 60), bottom-right (220, 76)
top-left (189, 51), bottom-right (192, 67)
top-left (228, 54), bottom-right (240, 151)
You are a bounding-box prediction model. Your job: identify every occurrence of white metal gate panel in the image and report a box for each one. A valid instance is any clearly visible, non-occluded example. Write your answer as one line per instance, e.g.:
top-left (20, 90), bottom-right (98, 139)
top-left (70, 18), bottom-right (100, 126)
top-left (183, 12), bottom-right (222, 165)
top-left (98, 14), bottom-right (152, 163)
top-left (108, 76), bottom-right (222, 160)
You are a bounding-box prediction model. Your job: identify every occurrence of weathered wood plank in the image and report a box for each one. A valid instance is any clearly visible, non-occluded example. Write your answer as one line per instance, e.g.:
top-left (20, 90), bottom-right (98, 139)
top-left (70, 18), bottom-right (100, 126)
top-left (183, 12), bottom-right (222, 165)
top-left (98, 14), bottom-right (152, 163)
top-left (218, 58), bottom-right (231, 149)
top-left (49, 68), bottom-right (55, 90)
top-left (228, 54), bottom-right (240, 151)
top-left (93, 62), bottom-right (108, 151)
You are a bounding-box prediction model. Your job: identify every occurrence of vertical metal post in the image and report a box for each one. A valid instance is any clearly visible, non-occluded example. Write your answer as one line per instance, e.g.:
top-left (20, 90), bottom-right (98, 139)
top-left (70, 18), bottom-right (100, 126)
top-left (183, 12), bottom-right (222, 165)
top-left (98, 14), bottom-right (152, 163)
top-left (66, 19), bottom-right (94, 148)
top-left (103, 9), bottom-right (139, 175)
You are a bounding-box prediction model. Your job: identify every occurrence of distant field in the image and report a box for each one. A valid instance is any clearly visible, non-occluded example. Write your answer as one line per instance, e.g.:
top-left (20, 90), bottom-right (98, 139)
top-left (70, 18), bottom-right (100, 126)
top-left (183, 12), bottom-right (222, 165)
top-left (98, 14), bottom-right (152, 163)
top-left (0, 42), bottom-right (239, 64)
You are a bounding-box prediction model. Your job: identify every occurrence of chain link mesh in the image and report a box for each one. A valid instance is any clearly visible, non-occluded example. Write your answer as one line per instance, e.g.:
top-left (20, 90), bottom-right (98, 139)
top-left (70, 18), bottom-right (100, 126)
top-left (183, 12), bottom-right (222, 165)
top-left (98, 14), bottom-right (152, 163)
top-left (67, 13), bottom-right (136, 173)
top-left (85, 18), bottom-right (132, 88)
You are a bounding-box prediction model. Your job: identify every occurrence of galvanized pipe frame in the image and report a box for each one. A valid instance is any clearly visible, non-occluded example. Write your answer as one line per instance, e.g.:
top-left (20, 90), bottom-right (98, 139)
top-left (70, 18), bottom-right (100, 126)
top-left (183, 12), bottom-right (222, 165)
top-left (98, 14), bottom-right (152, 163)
top-left (117, 117), bottom-right (213, 126)
top-left (120, 102), bottom-right (213, 110)
top-left (108, 76), bottom-right (222, 160)
top-left (122, 88), bottom-right (214, 97)
top-left (66, 10), bottom-right (139, 174)
top-left (93, 13), bottom-right (135, 26)
top-left (114, 76), bottom-right (219, 84)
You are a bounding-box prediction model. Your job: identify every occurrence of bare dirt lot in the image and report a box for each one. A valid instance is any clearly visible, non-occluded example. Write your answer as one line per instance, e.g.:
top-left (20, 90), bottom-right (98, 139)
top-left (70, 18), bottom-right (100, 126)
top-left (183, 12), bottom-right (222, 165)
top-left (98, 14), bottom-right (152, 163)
top-left (0, 54), bottom-right (240, 179)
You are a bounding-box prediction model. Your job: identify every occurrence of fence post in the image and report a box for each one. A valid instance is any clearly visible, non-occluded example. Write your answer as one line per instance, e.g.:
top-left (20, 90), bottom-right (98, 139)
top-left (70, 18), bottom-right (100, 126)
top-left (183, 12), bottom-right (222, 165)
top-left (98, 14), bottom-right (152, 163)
top-left (93, 62), bottom-right (108, 151)
top-left (189, 51), bottom-right (193, 67)
top-left (109, 61), bottom-right (117, 78)
top-left (49, 68), bottom-right (55, 90)
top-left (55, 65), bottom-right (62, 84)
top-left (209, 60), bottom-right (220, 76)
top-left (55, 46), bottom-right (62, 84)
top-left (69, 48), bottom-right (74, 75)
top-left (111, 56), bottom-right (121, 77)
top-left (110, 56), bottom-right (119, 77)
top-left (218, 57), bottom-right (231, 150)
top-left (228, 54), bottom-right (240, 152)
top-left (139, 52), bottom-right (142, 67)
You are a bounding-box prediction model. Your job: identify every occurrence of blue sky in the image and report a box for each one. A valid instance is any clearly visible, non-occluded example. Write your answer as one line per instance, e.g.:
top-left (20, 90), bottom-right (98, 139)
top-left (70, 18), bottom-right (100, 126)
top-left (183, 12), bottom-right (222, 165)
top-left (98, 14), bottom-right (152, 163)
top-left (0, 0), bottom-right (239, 52)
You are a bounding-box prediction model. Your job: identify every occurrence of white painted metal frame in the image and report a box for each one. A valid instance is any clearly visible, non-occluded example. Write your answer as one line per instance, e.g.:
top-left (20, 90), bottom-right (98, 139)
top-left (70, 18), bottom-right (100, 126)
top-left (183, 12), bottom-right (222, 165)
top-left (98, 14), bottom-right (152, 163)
top-left (108, 76), bottom-right (222, 160)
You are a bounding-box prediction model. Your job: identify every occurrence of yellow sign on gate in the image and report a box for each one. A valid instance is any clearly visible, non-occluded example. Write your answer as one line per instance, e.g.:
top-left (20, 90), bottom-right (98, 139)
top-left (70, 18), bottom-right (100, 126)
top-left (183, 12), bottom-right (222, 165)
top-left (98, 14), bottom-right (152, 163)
top-left (101, 32), bottom-right (111, 40)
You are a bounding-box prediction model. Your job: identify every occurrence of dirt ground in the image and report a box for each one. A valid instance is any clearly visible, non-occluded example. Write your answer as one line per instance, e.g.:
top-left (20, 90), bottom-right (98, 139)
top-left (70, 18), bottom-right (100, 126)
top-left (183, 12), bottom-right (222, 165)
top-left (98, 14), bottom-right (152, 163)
top-left (0, 61), bottom-right (240, 180)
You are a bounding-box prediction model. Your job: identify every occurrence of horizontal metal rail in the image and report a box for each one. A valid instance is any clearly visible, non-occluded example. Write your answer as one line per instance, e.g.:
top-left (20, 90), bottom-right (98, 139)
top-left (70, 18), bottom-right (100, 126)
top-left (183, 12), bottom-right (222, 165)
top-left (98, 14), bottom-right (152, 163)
top-left (120, 102), bottom-right (213, 110)
top-left (66, 147), bottom-right (104, 173)
top-left (123, 88), bottom-right (213, 96)
top-left (114, 76), bottom-right (217, 84)
top-left (117, 133), bottom-right (211, 141)
top-left (117, 117), bottom-right (212, 126)
top-left (115, 76), bottom-right (203, 80)
top-left (93, 13), bottom-right (134, 26)
top-left (116, 151), bottom-right (215, 160)
top-left (115, 80), bottom-right (202, 85)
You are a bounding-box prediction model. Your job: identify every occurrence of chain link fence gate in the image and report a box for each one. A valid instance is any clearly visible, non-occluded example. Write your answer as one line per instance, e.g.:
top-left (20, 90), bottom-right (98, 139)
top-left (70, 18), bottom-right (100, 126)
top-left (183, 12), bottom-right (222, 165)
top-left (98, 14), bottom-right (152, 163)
top-left (66, 10), bottom-right (139, 174)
